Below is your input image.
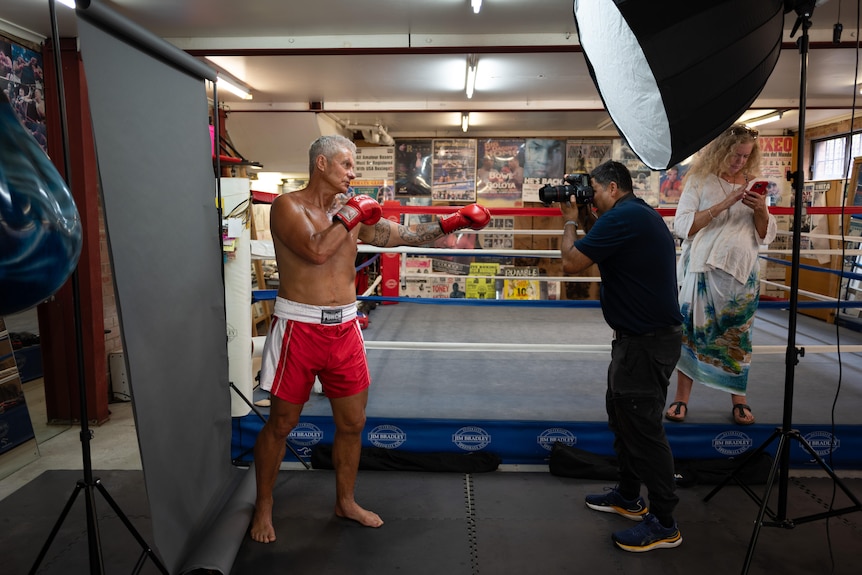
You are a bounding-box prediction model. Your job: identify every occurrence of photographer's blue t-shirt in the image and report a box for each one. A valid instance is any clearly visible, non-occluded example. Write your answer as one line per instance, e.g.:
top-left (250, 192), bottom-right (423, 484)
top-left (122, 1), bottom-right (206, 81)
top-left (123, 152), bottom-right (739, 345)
top-left (574, 193), bottom-right (682, 334)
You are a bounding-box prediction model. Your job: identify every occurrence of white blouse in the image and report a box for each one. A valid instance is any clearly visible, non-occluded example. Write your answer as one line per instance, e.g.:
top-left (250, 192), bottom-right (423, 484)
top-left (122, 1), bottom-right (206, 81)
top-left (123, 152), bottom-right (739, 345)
top-left (674, 173), bottom-right (777, 284)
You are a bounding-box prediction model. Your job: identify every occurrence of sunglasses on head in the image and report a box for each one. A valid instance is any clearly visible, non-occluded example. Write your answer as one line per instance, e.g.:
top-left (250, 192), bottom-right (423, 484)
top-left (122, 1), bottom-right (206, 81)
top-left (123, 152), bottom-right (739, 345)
top-left (729, 126), bottom-right (759, 139)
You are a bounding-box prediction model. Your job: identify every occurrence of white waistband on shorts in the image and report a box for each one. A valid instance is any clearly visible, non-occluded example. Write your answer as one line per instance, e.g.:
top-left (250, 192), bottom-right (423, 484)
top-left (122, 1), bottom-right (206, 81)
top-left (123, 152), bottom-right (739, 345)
top-left (273, 297), bottom-right (357, 325)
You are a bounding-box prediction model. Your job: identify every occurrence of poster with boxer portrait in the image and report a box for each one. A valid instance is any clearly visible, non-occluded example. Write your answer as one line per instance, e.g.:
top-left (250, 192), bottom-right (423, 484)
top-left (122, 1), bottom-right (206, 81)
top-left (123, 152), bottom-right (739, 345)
top-left (522, 138), bottom-right (566, 203)
top-left (477, 138), bottom-right (525, 207)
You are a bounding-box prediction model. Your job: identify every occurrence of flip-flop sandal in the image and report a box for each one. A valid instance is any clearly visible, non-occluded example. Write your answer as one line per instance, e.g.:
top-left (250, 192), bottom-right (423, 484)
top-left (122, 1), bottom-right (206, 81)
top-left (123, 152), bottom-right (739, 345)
top-left (732, 404), bottom-right (755, 425)
top-left (665, 401), bottom-right (687, 422)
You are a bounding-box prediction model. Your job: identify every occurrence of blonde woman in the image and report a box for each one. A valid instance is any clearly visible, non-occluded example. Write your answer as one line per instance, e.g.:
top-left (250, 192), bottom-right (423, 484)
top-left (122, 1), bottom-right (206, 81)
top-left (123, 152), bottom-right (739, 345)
top-left (665, 125), bottom-right (777, 426)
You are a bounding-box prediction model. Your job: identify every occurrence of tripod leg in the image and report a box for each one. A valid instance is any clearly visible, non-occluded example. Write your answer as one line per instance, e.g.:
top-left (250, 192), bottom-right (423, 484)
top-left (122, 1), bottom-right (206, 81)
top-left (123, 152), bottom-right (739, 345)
top-left (83, 483), bottom-right (105, 574)
top-left (29, 481), bottom-right (84, 575)
top-left (704, 427), bottom-right (781, 502)
top-left (94, 479), bottom-right (170, 574)
top-left (741, 433), bottom-right (788, 575)
top-left (783, 431), bottom-right (862, 525)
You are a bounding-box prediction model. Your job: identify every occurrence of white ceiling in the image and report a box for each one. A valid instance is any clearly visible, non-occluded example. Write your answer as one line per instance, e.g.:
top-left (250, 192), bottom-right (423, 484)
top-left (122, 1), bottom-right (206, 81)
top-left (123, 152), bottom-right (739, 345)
top-left (2, 0), bottom-right (862, 175)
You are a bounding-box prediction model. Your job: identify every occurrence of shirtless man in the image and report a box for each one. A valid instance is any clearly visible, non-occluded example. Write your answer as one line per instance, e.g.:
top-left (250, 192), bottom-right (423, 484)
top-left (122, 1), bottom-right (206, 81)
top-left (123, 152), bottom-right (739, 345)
top-left (250, 135), bottom-right (491, 543)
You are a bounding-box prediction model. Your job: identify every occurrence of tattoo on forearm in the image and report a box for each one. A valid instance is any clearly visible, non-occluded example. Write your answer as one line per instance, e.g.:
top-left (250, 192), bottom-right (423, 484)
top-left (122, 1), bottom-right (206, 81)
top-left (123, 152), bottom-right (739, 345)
top-left (398, 222), bottom-right (444, 245)
top-left (371, 221), bottom-right (392, 245)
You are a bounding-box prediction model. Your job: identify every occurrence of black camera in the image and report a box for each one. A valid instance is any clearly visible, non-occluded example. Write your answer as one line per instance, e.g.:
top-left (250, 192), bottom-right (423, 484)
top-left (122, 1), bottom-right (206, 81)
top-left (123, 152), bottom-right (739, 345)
top-left (538, 173), bottom-right (594, 206)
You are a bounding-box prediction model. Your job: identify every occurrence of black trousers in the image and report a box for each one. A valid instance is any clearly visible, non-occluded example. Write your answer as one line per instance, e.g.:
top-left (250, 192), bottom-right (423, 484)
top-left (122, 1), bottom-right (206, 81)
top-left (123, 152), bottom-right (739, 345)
top-left (606, 327), bottom-right (681, 522)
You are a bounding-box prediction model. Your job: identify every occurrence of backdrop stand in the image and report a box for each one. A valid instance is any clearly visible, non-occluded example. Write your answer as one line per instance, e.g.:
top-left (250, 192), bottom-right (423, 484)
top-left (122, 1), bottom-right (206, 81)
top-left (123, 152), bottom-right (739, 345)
top-left (29, 3), bottom-right (168, 574)
top-left (702, 4), bottom-right (861, 574)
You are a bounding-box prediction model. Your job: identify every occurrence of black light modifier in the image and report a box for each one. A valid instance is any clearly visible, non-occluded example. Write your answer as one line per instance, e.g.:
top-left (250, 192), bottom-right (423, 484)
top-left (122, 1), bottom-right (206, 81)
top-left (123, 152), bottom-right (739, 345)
top-left (573, 0), bottom-right (785, 169)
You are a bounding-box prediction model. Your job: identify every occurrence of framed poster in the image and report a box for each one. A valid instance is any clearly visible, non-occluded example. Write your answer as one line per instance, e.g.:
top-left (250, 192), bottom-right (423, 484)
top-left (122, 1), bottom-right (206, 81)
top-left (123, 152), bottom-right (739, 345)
top-left (395, 139), bottom-right (432, 197)
top-left (849, 157), bottom-right (862, 208)
top-left (431, 138), bottom-right (477, 202)
top-left (353, 145), bottom-right (395, 202)
top-left (1, 33), bottom-right (47, 153)
top-left (477, 138), bottom-right (524, 207)
top-left (522, 138), bottom-right (566, 203)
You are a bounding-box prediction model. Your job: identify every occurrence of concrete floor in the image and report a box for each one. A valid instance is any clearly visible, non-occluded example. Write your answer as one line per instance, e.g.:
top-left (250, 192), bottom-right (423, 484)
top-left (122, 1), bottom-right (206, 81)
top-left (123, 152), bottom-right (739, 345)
top-left (0, 384), bottom-right (141, 502)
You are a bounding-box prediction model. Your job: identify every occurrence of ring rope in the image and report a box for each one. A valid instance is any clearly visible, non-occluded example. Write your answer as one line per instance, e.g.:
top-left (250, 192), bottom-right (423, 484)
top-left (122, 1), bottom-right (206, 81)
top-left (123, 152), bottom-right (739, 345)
top-left (760, 255), bottom-right (862, 281)
top-left (359, 245), bottom-right (559, 258)
top-left (360, 244), bottom-right (862, 258)
top-left (400, 272), bottom-right (600, 282)
top-left (355, 294), bottom-right (862, 309)
top-left (363, 339), bottom-right (862, 355)
top-left (356, 253), bottom-right (380, 271)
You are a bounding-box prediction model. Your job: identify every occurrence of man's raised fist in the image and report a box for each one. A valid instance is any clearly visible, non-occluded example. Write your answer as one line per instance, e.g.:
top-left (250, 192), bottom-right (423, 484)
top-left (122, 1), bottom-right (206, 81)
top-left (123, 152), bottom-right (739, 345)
top-left (333, 194), bottom-right (382, 231)
top-left (439, 204), bottom-right (491, 234)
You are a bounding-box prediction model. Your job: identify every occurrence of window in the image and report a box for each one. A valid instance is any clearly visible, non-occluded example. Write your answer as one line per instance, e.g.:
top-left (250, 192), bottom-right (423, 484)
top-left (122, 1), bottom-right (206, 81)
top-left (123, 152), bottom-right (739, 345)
top-left (812, 132), bottom-right (862, 181)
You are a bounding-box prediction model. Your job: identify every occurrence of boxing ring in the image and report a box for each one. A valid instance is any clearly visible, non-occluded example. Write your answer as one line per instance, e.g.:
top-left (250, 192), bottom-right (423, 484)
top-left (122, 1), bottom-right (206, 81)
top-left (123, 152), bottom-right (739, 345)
top-left (233, 203), bottom-right (862, 469)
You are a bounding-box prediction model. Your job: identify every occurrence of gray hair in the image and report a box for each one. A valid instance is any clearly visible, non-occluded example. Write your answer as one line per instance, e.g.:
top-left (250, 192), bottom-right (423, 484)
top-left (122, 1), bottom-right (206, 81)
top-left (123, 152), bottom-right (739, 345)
top-left (308, 135), bottom-right (356, 175)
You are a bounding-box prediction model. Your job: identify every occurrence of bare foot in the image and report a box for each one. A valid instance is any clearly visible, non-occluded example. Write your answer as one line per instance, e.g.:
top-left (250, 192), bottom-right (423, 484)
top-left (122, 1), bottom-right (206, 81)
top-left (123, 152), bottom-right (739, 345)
top-left (250, 498), bottom-right (277, 543)
top-left (335, 501), bottom-right (384, 528)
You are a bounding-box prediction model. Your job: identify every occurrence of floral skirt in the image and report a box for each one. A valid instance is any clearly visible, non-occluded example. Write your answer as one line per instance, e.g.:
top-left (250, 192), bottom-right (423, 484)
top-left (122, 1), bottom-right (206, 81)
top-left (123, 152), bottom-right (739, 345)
top-left (676, 265), bottom-right (760, 395)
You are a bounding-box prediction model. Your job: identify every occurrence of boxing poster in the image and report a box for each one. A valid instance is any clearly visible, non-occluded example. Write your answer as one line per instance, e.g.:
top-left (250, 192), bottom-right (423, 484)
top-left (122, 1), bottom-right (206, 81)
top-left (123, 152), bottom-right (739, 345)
top-left (477, 138), bottom-right (525, 207)
top-left (395, 139), bottom-right (432, 197)
top-left (658, 164), bottom-right (687, 206)
top-left (0, 34), bottom-right (47, 153)
top-left (566, 139), bottom-right (612, 175)
top-left (431, 138), bottom-right (477, 202)
top-left (400, 256), bottom-right (432, 298)
top-left (613, 139), bottom-right (659, 207)
top-left (481, 216), bottom-right (514, 250)
top-left (757, 135), bottom-right (795, 208)
top-left (502, 266), bottom-right (540, 300)
top-left (353, 145), bottom-right (395, 202)
top-left (757, 134), bottom-right (796, 287)
top-left (466, 262), bottom-right (499, 299)
top-left (522, 138), bottom-right (566, 203)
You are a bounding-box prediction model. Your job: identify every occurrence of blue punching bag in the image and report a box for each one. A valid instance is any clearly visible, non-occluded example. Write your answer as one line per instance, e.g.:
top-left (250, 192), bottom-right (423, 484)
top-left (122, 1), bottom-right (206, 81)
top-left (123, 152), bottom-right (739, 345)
top-left (0, 91), bottom-right (82, 315)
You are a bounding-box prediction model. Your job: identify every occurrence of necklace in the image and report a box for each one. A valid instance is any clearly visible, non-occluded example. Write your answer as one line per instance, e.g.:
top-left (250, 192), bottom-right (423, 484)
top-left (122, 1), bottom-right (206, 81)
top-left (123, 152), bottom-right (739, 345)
top-left (718, 174), bottom-right (736, 196)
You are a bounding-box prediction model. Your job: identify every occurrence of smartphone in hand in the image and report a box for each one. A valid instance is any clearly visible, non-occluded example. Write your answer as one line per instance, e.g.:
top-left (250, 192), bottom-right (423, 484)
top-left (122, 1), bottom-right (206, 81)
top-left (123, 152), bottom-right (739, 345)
top-left (748, 181), bottom-right (769, 195)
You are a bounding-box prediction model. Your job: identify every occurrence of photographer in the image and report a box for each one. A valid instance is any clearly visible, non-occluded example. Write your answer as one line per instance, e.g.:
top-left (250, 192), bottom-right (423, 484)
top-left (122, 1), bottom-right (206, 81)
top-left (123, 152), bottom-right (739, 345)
top-left (555, 160), bottom-right (684, 553)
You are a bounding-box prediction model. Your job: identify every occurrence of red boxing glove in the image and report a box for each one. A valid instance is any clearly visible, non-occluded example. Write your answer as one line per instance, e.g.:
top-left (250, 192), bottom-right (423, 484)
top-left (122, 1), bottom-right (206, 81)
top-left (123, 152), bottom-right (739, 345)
top-left (333, 194), bottom-right (382, 231)
top-left (439, 203), bottom-right (491, 234)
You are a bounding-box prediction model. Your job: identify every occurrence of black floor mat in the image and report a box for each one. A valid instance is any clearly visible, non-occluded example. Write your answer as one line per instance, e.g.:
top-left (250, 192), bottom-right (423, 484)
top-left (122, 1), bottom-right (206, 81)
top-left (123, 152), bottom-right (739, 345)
top-left (3, 469), bottom-right (861, 575)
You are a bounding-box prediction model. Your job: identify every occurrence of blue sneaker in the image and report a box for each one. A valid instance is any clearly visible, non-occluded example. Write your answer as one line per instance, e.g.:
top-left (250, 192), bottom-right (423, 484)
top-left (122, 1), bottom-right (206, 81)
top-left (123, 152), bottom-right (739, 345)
top-left (584, 487), bottom-right (648, 521)
top-left (612, 513), bottom-right (682, 552)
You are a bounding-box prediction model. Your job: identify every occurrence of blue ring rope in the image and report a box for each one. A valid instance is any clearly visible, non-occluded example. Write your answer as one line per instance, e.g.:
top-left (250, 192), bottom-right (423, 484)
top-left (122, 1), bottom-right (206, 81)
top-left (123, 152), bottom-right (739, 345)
top-left (760, 255), bottom-right (862, 282)
top-left (355, 253), bottom-right (380, 271)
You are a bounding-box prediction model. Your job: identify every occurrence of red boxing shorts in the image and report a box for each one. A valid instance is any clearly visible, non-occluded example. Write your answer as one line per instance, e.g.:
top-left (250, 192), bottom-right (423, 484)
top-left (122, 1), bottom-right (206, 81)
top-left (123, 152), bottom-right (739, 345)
top-left (259, 298), bottom-right (370, 404)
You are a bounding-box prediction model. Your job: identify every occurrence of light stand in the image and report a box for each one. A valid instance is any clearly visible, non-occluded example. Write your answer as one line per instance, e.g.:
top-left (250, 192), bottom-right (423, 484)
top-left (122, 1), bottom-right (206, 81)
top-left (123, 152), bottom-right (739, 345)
top-left (703, 4), bottom-right (861, 574)
top-left (29, 2), bottom-right (168, 573)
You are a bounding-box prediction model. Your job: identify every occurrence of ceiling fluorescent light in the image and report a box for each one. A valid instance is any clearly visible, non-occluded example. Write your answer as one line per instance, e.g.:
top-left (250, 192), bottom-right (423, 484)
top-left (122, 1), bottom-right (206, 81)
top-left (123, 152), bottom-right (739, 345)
top-left (461, 113), bottom-right (470, 133)
top-left (217, 75), bottom-right (253, 100)
top-left (57, 0), bottom-right (76, 8)
top-left (472, 0), bottom-right (482, 14)
top-left (746, 111), bottom-right (783, 128)
top-left (465, 55), bottom-right (477, 99)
